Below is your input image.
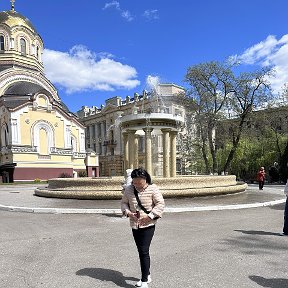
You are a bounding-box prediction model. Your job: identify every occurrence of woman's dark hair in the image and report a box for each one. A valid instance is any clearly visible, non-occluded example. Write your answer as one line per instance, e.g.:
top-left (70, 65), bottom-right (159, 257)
top-left (131, 168), bottom-right (152, 184)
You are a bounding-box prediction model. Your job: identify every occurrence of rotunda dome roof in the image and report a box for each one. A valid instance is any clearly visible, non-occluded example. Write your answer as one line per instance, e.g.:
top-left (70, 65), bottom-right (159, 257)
top-left (0, 10), bottom-right (37, 33)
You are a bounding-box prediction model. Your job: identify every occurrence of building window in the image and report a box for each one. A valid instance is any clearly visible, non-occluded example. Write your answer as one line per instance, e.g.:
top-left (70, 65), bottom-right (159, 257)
top-left (71, 135), bottom-right (77, 152)
top-left (0, 36), bottom-right (4, 51)
top-left (20, 38), bottom-right (26, 55)
top-left (39, 128), bottom-right (49, 155)
top-left (33, 121), bottom-right (54, 153)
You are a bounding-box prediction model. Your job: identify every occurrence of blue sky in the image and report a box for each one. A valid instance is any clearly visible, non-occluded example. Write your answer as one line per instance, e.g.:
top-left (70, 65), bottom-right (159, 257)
top-left (2, 0), bottom-right (288, 112)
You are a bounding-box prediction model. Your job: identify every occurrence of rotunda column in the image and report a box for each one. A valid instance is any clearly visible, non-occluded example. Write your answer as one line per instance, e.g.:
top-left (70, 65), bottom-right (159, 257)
top-left (161, 128), bottom-right (170, 178)
top-left (134, 134), bottom-right (139, 169)
top-left (128, 129), bottom-right (137, 169)
top-left (143, 127), bottom-right (153, 176)
top-left (170, 131), bottom-right (178, 177)
top-left (122, 132), bottom-right (129, 171)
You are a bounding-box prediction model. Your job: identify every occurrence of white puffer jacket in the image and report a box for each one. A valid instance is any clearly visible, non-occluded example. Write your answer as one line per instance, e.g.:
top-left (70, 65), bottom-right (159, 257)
top-left (121, 184), bottom-right (165, 229)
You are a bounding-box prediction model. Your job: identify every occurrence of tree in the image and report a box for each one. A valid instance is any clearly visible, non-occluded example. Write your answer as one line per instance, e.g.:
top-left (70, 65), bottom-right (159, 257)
top-left (223, 68), bottom-right (274, 172)
top-left (277, 84), bottom-right (288, 182)
top-left (184, 61), bottom-right (274, 174)
top-left (184, 61), bottom-right (234, 173)
top-left (279, 142), bottom-right (288, 182)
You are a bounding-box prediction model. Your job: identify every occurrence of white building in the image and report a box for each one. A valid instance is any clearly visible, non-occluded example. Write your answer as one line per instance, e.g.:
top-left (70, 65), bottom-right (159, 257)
top-left (78, 84), bottom-right (186, 177)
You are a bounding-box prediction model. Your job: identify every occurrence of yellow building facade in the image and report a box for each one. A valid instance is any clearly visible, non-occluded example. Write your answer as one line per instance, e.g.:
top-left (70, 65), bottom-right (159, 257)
top-left (0, 4), bottom-right (90, 182)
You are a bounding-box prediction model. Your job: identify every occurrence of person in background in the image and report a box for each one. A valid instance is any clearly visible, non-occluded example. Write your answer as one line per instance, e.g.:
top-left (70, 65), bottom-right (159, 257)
top-left (121, 168), bottom-right (133, 193)
top-left (121, 168), bottom-right (165, 288)
top-left (281, 180), bottom-right (288, 236)
top-left (257, 166), bottom-right (266, 190)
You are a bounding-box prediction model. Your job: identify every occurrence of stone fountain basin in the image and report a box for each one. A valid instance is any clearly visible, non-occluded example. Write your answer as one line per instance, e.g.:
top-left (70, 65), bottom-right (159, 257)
top-left (34, 175), bottom-right (247, 200)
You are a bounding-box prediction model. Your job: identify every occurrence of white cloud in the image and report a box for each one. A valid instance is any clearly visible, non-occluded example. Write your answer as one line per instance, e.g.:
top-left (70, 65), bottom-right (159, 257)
top-left (42, 45), bottom-right (140, 93)
top-left (237, 35), bottom-right (278, 65)
top-left (103, 1), bottom-right (134, 21)
top-left (233, 34), bottom-right (288, 94)
top-left (102, 2), bottom-right (160, 22)
top-left (121, 10), bottom-right (133, 22)
top-left (143, 9), bottom-right (159, 21)
top-left (103, 0), bottom-right (120, 10)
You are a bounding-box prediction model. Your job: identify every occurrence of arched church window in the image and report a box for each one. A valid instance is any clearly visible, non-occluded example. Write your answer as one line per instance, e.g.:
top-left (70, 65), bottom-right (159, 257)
top-left (39, 128), bottom-right (49, 155)
top-left (32, 121), bottom-right (54, 153)
top-left (20, 38), bottom-right (26, 55)
top-left (0, 36), bottom-right (4, 51)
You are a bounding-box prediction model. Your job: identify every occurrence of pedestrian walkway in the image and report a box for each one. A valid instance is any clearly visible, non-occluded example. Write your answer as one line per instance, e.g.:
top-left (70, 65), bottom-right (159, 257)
top-left (0, 183), bottom-right (286, 214)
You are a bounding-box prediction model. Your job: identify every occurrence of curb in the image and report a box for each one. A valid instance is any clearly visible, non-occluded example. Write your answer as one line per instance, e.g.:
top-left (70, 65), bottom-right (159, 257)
top-left (0, 198), bottom-right (286, 214)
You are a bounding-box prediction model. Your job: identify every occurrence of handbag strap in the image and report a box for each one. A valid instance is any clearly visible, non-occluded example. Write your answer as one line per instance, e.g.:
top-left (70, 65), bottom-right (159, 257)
top-left (133, 186), bottom-right (150, 214)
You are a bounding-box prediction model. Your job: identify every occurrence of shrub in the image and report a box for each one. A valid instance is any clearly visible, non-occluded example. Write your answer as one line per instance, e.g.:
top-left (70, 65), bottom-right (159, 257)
top-left (78, 170), bottom-right (87, 177)
top-left (59, 172), bottom-right (72, 178)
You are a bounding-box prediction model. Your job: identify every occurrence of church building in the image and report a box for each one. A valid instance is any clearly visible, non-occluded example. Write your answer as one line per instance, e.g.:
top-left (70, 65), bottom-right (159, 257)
top-left (0, 2), bottom-right (91, 182)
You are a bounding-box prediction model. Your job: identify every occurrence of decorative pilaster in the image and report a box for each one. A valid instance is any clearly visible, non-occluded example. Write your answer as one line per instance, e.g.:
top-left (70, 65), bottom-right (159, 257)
top-left (94, 124), bottom-right (98, 153)
top-left (89, 125), bottom-right (93, 149)
top-left (65, 125), bottom-right (72, 148)
top-left (80, 132), bottom-right (85, 152)
top-left (101, 121), bottom-right (106, 155)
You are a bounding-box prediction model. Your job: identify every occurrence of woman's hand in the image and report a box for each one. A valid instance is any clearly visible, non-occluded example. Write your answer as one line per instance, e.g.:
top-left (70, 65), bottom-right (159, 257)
top-left (139, 215), bottom-right (151, 226)
top-left (127, 211), bottom-right (139, 222)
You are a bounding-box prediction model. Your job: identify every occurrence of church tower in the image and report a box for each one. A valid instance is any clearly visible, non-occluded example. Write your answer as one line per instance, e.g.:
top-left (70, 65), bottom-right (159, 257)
top-left (0, 1), bottom-right (90, 182)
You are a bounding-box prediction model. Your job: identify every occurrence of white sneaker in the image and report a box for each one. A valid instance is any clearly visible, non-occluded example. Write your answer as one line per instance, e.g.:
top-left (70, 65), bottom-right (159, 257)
top-left (135, 282), bottom-right (148, 288)
top-left (135, 275), bottom-right (152, 287)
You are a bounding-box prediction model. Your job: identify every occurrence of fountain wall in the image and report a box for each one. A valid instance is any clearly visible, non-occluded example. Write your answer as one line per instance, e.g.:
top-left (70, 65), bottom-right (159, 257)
top-left (35, 175), bottom-right (247, 200)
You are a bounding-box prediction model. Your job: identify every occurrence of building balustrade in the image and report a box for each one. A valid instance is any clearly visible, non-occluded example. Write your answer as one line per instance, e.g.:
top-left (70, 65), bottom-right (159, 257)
top-left (72, 152), bottom-right (86, 158)
top-left (10, 145), bottom-right (37, 153)
top-left (50, 147), bottom-right (73, 155)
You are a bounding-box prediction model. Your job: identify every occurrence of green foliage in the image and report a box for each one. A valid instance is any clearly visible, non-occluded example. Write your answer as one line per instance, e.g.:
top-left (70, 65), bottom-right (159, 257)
top-left (78, 170), bottom-right (87, 177)
top-left (59, 172), bottom-right (72, 178)
top-left (216, 134), bottom-right (287, 181)
top-left (279, 141), bottom-right (288, 182)
top-left (184, 60), bottom-right (274, 174)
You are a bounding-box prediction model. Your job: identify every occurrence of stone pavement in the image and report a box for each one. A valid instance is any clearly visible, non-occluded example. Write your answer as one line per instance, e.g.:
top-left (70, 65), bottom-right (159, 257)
top-left (0, 183), bottom-right (286, 214)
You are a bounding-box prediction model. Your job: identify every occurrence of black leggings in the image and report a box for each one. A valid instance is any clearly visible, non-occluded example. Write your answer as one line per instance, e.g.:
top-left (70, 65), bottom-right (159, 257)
top-left (259, 181), bottom-right (264, 190)
top-left (132, 225), bottom-right (155, 282)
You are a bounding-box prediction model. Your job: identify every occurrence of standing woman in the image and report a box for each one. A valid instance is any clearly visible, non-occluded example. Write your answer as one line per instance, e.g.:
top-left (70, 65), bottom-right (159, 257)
top-left (121, 168), bottom-right (165, 288)
top-left (257, 166), bottom-right (266, 190)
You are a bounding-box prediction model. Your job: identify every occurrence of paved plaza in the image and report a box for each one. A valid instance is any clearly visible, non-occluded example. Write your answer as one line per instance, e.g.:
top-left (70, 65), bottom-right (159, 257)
top-left (0, 184), bottom-right (286, 214)
top-left (0, 184), bottom-right (287, 287)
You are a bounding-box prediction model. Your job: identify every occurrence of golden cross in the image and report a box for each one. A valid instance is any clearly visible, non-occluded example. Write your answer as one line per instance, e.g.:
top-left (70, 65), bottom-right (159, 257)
top-left (10, 0), bottom-right (15, 12)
